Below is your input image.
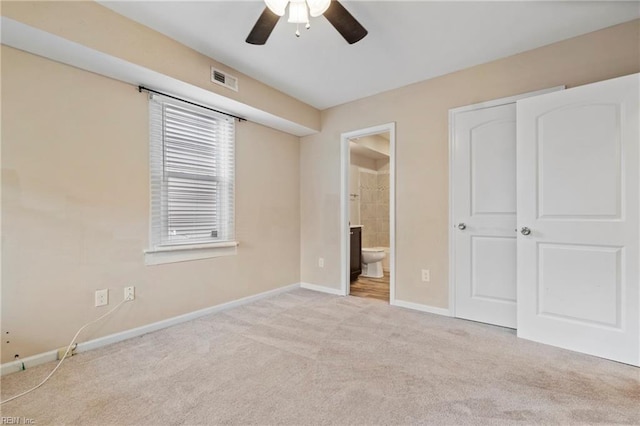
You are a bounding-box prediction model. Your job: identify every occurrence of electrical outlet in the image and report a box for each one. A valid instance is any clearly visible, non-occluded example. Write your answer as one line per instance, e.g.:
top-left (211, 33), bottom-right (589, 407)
top-left (421, 269), bottom-right (430, 282)
top-left (318, 257), bottom-right (324, 268)
top-left (124, 286), bottom-right (135, 301)
top-left (95, 289), bottom-right (108, 307)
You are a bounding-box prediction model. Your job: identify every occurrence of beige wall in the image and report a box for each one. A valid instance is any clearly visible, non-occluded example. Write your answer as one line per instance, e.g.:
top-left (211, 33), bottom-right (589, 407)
top-left (349, 152), bottom-right (376, 171)
top-left (300, 20), bottom-right (640, 307)
top-left (1, 1), bottom-right (320, 132)
top-left (355, 135), bottom-right (390, 157)
top-left (1, 46), bottom-right (301, 363)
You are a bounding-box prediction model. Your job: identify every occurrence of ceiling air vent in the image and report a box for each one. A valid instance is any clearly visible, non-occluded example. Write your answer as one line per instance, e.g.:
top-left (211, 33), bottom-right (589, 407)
top-left (211, 67), bottom-right (238, 92)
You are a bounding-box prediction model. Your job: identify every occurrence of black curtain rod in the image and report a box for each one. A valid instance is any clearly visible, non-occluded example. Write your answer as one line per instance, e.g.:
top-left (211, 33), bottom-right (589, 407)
top-left (138, 86), bottom-right (246, 122)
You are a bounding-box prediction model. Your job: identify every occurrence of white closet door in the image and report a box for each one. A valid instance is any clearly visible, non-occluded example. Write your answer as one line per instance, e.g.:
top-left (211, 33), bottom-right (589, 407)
top-left (452, 103), bottom-right (518, 328)
top-left (516, 73), bottom-right (639, 366)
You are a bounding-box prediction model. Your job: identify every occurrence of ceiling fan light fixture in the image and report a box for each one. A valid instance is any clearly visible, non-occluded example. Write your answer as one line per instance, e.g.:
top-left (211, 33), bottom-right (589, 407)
top-left (264, 0), bottom-right (288, 16)
top-left (287, 0), bottom-right (309, 24)
top-left (307, 0), bottom-right (331, 17)
top-left (250, 0), bottom-right (367, 45)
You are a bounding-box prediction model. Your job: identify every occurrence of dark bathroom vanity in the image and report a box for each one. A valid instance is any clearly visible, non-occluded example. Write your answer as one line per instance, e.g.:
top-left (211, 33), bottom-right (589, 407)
top-left (350, 226), bottom-right (362, 281)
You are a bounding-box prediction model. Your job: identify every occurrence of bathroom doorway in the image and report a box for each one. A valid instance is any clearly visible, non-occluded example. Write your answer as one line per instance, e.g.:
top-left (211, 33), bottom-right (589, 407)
top-left (340, 123), bottom-right (396, 302)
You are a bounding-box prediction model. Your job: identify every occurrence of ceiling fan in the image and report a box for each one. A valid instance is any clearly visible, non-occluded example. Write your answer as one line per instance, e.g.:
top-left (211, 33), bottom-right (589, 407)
top-left (246, 0), bottom-right (368, 45)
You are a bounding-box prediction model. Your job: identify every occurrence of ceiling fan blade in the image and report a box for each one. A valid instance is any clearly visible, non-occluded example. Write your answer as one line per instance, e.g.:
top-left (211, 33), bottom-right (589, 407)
top-left (246, 7), bottom-right (280, 45)
top-left (323, 1), bottom-right (368, 44)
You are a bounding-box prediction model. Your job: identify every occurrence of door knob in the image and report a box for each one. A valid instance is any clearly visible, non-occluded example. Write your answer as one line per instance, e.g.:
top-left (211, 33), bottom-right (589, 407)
top-left (458, 223), bottom-right (466, 230)
top-left (520, 227), bottom-right (531, 236)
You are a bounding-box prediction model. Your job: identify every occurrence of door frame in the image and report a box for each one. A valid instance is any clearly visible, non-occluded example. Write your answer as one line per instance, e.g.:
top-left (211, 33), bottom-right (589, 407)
top-left (340, 122), bottom-right (396, 301)
top-left (448, 87), bottom-right (564, 319)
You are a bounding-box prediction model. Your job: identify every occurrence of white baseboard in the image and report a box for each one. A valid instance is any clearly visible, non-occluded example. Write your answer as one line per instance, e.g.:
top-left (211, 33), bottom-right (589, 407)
top-left (300, 282), bottom-right (344, 296)
top-left (0, 349), bottom-right (60, 377)
top-left (1, 282), bottom-right (300, 376)
top-left (391, 299), bottom-right (451, 317)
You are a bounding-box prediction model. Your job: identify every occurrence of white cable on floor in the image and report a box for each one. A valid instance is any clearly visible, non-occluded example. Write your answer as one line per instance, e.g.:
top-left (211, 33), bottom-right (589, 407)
top-left (0, 296), bottom-right (130, 405)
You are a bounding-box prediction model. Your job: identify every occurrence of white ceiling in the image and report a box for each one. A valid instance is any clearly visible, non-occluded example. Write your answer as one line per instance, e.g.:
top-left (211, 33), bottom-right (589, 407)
top-left (99, 1), bottom-right (640, 110)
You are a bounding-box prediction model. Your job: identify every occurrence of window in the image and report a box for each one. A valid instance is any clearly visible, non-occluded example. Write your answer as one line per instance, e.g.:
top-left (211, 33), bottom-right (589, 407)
top-left (145, 94), bottom-right (236, 265)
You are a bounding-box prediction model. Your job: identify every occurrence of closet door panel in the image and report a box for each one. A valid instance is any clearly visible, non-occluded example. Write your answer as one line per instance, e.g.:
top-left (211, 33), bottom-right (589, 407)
top-left (516, 73), bottom-right (639, 366)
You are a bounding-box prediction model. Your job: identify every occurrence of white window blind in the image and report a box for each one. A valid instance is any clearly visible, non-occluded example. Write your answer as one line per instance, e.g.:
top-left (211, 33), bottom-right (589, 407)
top-left (149, 94), bottom-right (235, 249)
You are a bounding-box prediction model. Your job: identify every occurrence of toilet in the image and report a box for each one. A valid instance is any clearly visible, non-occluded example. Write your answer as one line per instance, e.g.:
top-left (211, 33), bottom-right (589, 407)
top-left (361, 248), bottom-right (386, 278)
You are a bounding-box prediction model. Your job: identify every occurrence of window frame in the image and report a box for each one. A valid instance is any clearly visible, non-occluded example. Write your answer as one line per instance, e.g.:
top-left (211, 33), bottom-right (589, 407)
top-left (144, 93), bottom-right (238, 265)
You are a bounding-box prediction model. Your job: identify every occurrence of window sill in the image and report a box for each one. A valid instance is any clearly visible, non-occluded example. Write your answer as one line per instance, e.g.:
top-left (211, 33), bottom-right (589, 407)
top-left (144, 241), bottom-right (239, 265)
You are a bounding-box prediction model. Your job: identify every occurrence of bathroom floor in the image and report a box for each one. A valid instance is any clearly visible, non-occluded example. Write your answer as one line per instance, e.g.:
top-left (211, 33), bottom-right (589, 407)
top-left (350, 271), bottom-right (390, 302)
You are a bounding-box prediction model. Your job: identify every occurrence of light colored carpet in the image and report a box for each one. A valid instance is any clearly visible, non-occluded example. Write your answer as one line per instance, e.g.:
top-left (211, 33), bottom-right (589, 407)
top-left (1, 288), bottom-right (639, 425)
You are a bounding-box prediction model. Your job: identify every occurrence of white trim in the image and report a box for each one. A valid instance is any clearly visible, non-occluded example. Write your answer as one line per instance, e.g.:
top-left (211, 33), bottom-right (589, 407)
top-left (448, 86), bottom-right (566, 115)
top-left (147, 241), bottom-right (239, 252)
top-left (300, 282), bottom-right (344, 296)
top-left (392, 299), bottom-right (451, 317)
top-left (1, 283), bottom-right (300, 376)
top-left (448, 107), bottom-right (457, 319)
top-left (340, 123), bottom-right (396, 303)
top-left (0, 350), bottom-right (60, 377)
top-left (389, 124), bottom-right (396, 305)
top-left (144, 244), bottom-right (238, 265)
top-left (448, 86), bottom-right (565, 322)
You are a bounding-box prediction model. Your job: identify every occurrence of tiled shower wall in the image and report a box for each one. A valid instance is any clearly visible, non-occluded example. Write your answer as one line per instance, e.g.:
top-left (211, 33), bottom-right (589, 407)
top-left (359, 171), bottom-right (389, 248)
